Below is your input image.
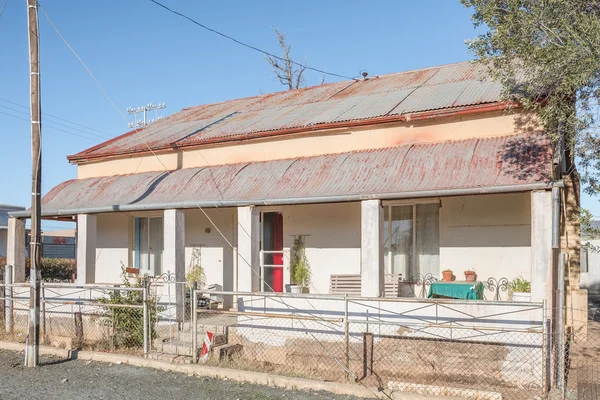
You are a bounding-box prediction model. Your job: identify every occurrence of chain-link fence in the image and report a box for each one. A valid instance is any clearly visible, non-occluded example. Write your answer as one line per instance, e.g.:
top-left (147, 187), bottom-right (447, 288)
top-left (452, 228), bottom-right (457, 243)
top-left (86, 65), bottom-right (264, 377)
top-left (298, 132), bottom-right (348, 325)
top-left (191, 291), bottom-right (547, 399)
top-left (1, 283), bottom-right (148, 356)
top-left (562, 300), bottom-right (600, 400)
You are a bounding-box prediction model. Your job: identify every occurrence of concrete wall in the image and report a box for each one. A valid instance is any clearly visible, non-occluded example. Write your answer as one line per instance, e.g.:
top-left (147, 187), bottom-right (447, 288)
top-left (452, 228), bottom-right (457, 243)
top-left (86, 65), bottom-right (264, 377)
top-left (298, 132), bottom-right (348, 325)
top-left (581, 238), bottom-right (600, 295)
top-left (90, 194), bottom-right (532, 297)
top-left (440, 193), bottom-right (532, 290)
top-left (0, 229), bottom-right (6, 258)
top-left (277, 203), bottom-right (362, 294)
top-left (77, 111), bottom-right (532, 179)
top-left (92, 209), bottom-right (236, 287)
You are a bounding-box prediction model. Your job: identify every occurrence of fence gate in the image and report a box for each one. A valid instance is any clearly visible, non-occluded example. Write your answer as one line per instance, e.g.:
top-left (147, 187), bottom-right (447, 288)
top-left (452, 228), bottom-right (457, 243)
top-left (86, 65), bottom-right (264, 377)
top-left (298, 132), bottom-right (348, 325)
top-left (149, 271), bottom-right (194, 357)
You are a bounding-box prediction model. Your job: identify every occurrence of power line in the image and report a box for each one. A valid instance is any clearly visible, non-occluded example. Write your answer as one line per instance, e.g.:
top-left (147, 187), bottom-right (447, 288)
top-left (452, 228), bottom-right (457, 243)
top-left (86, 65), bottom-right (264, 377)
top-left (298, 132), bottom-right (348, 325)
top-left (0, 0), bottom-right (8, 21)
top-left (148, 0), bottom-right (355, 81)
top-left (0, 110), bottom-right (100, 142)
top-left (0, 98), bottom-right (115, 139)
top-left (0, 103), bottom-right (111, 141)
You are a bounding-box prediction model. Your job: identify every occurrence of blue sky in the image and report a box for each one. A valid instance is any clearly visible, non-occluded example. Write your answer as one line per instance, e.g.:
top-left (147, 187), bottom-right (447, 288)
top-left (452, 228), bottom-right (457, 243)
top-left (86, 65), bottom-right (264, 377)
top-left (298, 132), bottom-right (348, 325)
top-left (0, 0), bottom-right (597, 231)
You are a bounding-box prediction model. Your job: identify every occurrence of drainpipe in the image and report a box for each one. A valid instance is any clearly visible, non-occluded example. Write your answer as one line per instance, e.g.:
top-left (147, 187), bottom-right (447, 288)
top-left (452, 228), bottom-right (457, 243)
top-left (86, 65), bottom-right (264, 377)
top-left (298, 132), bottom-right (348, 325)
top-left (552, 186), bottom-right (560, 249)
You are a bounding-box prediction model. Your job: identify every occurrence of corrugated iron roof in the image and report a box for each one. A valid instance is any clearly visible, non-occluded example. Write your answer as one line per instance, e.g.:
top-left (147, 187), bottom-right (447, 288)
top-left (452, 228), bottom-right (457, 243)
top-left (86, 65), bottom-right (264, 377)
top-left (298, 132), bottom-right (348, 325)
top-left (41, 133), bottom-right (550, 216)
top-left (69, 61), bottom-right (504, 162)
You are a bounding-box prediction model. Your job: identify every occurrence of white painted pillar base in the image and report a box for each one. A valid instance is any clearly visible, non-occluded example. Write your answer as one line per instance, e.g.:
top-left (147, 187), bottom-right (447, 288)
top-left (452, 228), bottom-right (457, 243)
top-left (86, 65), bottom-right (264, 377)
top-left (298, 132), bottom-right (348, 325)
top-left (531, 191), bottom-right (552, 304)
top-left (237, 206), bottom-right (260, 293)
top-left (76, 214), bottom-right (97, 284)
top-left (164, 209), bottom-right (185, 321)
top-left (6, 218), bottom-right (26, 283)
top-left (361, 200), bottom-right (384, 298)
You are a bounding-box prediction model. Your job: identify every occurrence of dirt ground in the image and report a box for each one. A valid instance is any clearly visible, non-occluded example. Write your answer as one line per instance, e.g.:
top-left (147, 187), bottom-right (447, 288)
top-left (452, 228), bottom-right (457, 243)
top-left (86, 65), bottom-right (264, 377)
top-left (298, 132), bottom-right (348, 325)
top-left (0, 349), bottom-right (363, 400)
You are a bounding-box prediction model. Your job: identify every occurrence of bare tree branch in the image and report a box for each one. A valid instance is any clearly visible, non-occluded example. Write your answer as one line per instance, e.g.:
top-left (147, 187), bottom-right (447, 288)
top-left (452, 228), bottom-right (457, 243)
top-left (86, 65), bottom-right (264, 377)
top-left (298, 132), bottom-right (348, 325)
top-left (265, 28), bottom-right (307, 90)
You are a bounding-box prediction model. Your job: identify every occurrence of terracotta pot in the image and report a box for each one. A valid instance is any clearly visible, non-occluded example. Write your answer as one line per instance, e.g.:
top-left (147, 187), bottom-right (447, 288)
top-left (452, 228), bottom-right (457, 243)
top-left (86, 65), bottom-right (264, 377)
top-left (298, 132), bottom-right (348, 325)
top-left (464, 271), bottom-right (477, 282)
top-left (442, 270), bottom-right (453, 282)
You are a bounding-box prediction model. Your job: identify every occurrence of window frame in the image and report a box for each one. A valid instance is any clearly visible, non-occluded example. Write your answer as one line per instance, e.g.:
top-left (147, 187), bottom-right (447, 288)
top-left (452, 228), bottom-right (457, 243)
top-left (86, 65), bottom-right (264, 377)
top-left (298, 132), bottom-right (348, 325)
top-left (132, 214), bottom-right (164, 277)
top-left (382, 199), bottom-right (441, 279)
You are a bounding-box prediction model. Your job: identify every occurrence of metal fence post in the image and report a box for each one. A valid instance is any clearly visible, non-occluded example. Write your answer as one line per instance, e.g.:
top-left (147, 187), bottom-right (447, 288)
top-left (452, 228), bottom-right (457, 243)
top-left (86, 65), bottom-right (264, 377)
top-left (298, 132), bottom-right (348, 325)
top-left (192, 289), bottom-right (198, 364)
top-left (5, 265), bottom-right (13, 335)
top-left (344, 294), bottom-right (349, 380)
top-left (41, 284), bottom-right (46, 341)
top-left (143, 278), bottom-right (149, 357)
top-left (557, 253), bottom-right (566, 394)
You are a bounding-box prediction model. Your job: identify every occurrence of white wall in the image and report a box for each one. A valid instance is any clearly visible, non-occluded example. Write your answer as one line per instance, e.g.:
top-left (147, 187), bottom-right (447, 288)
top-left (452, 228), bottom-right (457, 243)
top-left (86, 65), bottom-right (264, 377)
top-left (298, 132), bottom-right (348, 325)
top-left (278, 203), bottom-right (361, 294)
top-left (440, 193), bottom-right (531, 289)
top-left (0, 229), bottom-right (7, 258)
top-left (581, 238), bottom-right (600, 295)
top-left (91, 193), bottom-right (533, 297)
top-left (184, 208), bottom-right (236, 291)
top-left (95, 212), bottom-right (130, 283)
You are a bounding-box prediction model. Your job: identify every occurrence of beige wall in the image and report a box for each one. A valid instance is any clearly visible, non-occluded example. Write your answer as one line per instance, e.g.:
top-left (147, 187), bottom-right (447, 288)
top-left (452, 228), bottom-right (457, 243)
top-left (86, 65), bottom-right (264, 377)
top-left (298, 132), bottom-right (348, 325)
top-left (440, 193), bottom-right (532, 289)
top-left (92, 193), bottom-right (532, 299)
top-left (78, 111), bottom-right (536, 179)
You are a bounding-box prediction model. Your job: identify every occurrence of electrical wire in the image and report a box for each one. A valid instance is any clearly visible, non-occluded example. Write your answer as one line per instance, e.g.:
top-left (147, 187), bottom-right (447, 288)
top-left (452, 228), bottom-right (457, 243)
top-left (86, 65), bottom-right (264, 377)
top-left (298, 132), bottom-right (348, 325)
top-left (0, 110), bottom-right (101, 142)
top-left (38, 6), bottom-right (389, 395)
top-left (0, 98), bottom-right (115, 139)
top-left (0, 0), bottom-right (9, 20)
top-left (148, 0), bottom-right (355, 81)
top-left (0, 104), bottom-right (109, 142)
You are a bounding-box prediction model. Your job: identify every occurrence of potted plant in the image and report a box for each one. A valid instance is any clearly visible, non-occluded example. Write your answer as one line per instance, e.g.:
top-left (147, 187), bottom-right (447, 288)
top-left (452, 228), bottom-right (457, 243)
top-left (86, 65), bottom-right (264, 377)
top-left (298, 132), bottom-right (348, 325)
top-left (442, 269), bottom-right (454, 282)
top-left (509, 276), bottom-right (531, 301)
top-left (464, 269), bottom-right (477, 282)
top-left (290, 236), bottom-right (311, 294)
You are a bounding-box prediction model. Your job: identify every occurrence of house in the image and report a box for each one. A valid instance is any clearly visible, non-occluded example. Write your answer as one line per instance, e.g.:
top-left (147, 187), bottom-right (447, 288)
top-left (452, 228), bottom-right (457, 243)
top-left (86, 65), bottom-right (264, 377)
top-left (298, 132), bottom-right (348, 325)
top-left (27, 229), bottom-right (76, 259)
top-left (0, 205), bottom-right (25, 258)
top-left (5, 61), bottom-right (583, 311)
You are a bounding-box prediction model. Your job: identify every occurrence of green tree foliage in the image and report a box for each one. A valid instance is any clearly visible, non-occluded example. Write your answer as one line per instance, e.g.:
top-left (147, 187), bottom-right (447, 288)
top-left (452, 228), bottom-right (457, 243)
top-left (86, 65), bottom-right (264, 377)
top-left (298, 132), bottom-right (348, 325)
top-left (98, 264), bottom-right (160, 349)
top-left (462, 0), bottom-right (600, 233)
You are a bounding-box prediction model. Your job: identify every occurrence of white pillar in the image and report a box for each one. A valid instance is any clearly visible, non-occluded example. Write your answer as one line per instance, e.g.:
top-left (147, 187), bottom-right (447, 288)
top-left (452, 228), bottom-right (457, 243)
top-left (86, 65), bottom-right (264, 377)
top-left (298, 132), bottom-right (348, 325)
top-left (76, 214), bottom-right (97, 284)
top-left (237, 206), bottom-right (260, 292)
top-left (531, 191), bottom-right (552, 304)
top-left (361, 199), bottom-right (384, 298)
top-left (164, 209), bottom-right (185, 320)
top-left (6, 218), bottom-right (26, 283)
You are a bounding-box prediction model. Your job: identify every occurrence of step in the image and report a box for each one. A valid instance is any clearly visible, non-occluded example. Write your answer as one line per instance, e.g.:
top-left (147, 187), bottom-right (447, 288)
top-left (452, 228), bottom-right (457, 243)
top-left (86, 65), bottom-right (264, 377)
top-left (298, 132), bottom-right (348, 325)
top-left (212, 343), bottom-right (243, 362)
top-left (155, 333), bottom-right (228, 356)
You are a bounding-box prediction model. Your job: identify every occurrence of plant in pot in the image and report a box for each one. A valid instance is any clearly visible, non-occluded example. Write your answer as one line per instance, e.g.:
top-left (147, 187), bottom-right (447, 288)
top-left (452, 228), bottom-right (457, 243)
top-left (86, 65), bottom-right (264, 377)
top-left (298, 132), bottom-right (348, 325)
top-left (290, 236), bottom-right (311, 294)
top-left (509, 276), bottom-right (531, 301)
top-left (464, 269), bottom-right (477, 282)
top-left (186, 247), bottom-right (210, 308)
top-left (442, 269), bottom-right (454, 282)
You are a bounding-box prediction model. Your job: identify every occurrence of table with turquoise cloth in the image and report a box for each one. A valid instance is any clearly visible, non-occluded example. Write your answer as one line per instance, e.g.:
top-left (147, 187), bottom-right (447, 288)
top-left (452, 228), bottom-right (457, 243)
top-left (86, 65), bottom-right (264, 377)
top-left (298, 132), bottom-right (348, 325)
top-left (428, 281), bottom-right (484, 300)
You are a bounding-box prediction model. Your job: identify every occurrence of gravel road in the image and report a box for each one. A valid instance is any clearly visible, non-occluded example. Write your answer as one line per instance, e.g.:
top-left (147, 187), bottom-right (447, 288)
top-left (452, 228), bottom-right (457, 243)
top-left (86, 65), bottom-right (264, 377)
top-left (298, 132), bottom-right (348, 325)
top-left (0, 349), bottom-right (364, 400)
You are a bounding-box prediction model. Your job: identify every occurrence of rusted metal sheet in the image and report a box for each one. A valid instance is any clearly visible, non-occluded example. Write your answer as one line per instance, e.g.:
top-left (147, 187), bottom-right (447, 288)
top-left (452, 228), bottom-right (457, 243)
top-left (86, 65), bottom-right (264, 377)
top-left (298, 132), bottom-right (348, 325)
top-left (70, 61), bottom-right (504, 161)
top-left (43, 133), bottom-right (551, 215)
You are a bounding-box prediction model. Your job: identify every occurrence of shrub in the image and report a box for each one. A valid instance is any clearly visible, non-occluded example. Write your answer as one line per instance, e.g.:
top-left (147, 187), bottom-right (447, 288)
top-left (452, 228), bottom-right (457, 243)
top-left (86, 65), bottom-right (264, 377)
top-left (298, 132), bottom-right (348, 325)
top-left (98, 264), bottom-right (161, 349)
top-left (25, 258), bottom-right (76, 282)
top-left (0, 257), bottom-right (75, 282)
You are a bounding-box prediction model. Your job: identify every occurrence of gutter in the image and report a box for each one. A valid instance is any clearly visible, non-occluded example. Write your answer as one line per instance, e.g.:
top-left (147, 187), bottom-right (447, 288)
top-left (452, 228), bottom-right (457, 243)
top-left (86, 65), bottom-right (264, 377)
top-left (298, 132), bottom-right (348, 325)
top-left (67, 102), bottom-right (516, 164)
top-left (8, 181), bottom-right (562, 219)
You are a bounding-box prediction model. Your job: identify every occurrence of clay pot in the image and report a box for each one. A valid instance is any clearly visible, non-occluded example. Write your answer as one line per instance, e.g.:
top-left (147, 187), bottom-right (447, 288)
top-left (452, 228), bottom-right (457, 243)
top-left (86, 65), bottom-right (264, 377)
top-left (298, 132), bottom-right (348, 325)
top-left (442, 270), bottom-right (453, 282)
top-left (464, 271), bottom-right (477, 282)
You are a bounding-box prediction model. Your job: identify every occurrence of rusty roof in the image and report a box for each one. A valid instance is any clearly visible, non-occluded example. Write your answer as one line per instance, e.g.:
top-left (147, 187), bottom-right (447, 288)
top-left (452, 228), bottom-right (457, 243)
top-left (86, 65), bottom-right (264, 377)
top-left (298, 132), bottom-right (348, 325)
top-left (69, 61), bottom-right (505, 163)
top-left (34, 133), bottom-right (550, 217)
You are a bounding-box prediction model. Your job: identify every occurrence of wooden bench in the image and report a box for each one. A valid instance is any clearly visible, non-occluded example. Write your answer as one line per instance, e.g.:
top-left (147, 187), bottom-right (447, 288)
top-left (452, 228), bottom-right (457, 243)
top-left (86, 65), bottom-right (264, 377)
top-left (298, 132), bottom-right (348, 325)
top-left (329, 274), bottom-right (403, 297)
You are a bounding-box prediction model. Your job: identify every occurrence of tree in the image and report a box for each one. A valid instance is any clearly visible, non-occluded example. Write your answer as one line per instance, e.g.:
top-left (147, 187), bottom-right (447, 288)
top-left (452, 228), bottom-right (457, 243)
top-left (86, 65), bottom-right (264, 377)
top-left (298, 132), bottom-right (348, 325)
top-left (265, 28), bottom-right (307, 90)
top-left (462, 0), bottom-right (600, 234)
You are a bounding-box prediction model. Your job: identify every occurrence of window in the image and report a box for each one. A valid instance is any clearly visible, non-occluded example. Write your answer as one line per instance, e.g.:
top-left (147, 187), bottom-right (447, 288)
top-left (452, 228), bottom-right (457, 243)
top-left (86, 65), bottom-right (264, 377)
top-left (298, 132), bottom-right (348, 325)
top-left (260, 212), bottom-right (284, 292)
top-left (134, 216), bottom-right (163, 276)
top-left (383, 203), bottom-right (440, 279)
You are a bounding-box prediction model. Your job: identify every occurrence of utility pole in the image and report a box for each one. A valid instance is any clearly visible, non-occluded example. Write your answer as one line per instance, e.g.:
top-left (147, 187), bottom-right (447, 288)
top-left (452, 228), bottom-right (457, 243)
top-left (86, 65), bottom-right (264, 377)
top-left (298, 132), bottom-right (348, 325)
top-left (26, 0), bottom-right (41, 368)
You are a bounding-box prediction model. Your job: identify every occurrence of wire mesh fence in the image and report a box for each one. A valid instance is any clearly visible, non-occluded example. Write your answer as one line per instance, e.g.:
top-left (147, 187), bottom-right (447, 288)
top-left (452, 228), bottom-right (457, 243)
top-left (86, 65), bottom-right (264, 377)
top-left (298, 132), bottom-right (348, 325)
top-left (562, 302), bottom-right (600, 400)
top-left (0, 283), bottom-right (148, 356)
top-left (190, 291), bottom-right (549, 399)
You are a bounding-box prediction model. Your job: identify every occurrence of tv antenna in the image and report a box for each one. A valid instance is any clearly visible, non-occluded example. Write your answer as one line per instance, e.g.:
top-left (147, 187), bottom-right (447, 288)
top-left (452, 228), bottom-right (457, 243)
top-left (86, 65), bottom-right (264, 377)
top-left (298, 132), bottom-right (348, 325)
top-left (127, 102), bottom-right (166, 128)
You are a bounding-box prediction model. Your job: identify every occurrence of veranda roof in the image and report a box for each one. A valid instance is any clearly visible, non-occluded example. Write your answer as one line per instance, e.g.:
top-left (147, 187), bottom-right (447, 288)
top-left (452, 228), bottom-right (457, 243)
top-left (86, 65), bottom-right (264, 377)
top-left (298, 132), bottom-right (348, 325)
top-left (12, 133), bottom-right (552, 218)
